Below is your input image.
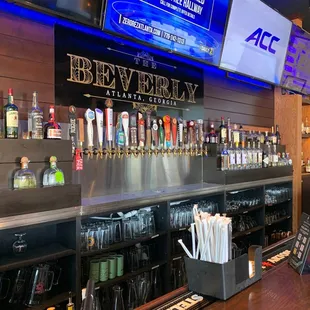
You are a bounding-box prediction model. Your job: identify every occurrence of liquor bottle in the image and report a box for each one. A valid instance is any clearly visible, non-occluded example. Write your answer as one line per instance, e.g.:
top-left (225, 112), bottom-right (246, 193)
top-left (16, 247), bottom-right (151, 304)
top-left (232, 124), bottom-right (240, 145)
top-left (208, 123), bottom-right (217, 144)
top-left (286, 153), bottom-right (292, 166)
top-left (13, 157), bottom-right (36, 189)
top-left (275, 125), bottom-right (281, 145)
top-left (252, 141), bottom-right (258, 169)
top-left (221, 143), bottom-right (229, 171)
top-left (219, 117), bottom-right (227, 144)
top-left (257, 141), bottom-right (263, 168)
top-left (239, 124), bottom-right (245, 143)
top-left (241, 140), bottom-right (247, 169)
top-left (246, 141), bottom-right (253, 169)
top-left (264, 131), bottom-right (270, 144)
top-left (228, 142), bottom-right (235, 170)
top-left (267, 143), bottom-right (273, 167)
top-left (28, 91), bottom-right (43, 139)
top-left (227, 117), bottom-right (232, 143)
top-left (263, 143), bottom-right (270, 168)
top-left (235, 142), bottom-right (242, 170)
top-left (270, 126), bottom-right (277, 145)
top-left (4, 88), bottom-right (18, 139)
top-left (306, 117), bottom-right (309, 134)
top-left (43, 156), bottom-right (65, 187)
top-left (66, 292), bottom-right (75, 310)
top-left (44, 105), bottom-right (62, 139)
top-left (272, 145), bottom-right (278, 167)
top-left (258, 131), bottom-right (265, 144)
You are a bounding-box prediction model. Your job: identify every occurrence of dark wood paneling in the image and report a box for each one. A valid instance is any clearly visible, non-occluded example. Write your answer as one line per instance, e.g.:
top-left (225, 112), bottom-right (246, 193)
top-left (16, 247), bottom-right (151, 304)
top-left (0, 12), bottom-right (54, 45)
top-left (0, 33), bottom-right (53, 63)
top-left (0, 184), bottom-right (81, 217)
top-left (0, 54), bottom-right (53, 84)
top-left (204, 109), bottom-right (273, 127)
top-left (204, 84), bottom-right (274, 109)
top-left (204, 97), bottom-right (274, 119)
top-left (204, 70), bottom-right (274, 127)
top-left (0, 140), bottom-right (72, 163)
top-left (204, 73), bottom-right (273, 100)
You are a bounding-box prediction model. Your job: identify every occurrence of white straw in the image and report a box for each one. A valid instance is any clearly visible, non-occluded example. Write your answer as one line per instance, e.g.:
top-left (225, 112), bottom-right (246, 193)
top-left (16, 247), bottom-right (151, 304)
top-left (178, 239), bottom-right (193, 259)
top-left (191, 223), bottom-right (196, 259)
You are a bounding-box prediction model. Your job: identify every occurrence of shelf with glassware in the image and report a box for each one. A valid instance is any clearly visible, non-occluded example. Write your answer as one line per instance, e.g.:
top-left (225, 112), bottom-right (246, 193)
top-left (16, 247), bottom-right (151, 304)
top-left (0, 218), bottom-right (78, 310)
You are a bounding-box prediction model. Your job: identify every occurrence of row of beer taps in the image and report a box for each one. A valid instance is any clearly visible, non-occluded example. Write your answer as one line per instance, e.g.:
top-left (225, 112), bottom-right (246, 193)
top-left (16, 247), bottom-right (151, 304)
top-left (70, 100), bottom-right (208, 160)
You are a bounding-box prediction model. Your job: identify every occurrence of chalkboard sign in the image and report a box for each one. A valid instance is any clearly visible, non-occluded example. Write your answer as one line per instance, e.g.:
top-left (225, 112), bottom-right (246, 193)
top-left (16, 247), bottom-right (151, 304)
top-left (288, 212), bottom-right (310, 274)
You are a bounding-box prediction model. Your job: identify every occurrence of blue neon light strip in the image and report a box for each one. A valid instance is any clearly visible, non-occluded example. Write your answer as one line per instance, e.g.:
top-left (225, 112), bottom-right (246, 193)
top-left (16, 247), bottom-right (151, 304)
top-left (0, 0), bottom-right (272, 91)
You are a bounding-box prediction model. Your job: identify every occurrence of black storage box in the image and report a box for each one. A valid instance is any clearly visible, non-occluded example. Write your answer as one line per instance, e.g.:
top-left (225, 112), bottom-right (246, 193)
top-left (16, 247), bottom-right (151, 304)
top-left (184, 245), bottom-right (262, 300)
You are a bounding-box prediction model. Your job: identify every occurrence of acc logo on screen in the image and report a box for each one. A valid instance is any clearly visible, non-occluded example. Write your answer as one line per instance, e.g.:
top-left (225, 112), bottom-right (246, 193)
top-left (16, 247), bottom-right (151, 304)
top-left (245, 28), bottom-right (280, 54)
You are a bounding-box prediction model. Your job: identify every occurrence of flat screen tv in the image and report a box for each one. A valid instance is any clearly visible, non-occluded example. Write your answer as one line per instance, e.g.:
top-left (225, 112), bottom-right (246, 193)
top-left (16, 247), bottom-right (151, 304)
top-left (13, 0), bottom-right (103, 26)
top-left (220, 0), bottom-right (292, 85)
top-left (281, 24), bottom-right (310, 95)
top-left (102, 0), bottom-right (230, 66)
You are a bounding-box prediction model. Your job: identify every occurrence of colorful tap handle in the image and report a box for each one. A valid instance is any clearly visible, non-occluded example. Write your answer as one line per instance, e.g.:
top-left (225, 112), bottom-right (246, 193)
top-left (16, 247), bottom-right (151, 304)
top-left (178, 117), bottom-right (183, 148)
top-left (130, 113), bottom-right (138, 148)
top-left (197, 119), bottom-right (204, 149)
top-left (68, 105), bottom-right (77, 156)
top-left (105, 99), bottom-right (114, 149)
top-left (74, 118), bottom-right (84, 170)
top-left (158, 118), bottom-right (164, 148)
top-left (183, 120), bottom-right (188, 147)
top-left (138, 119), bottom-right (145, 147)
top-left (95, 108), bottom-right (104, 151)
top-left (152, 119), bottom-right (159, 148)
top-left (85, 109), bottom-right (95, 149)
top-left (116, 113), bottom-right (125, 148)
top-left (163, 115), bottom-right (171, 148)
top-left (172, 118), bottom-right (177, 148)
top-left (121, 112), bottom-right (129, 148)
top-left (146, 111), bottom-right (152, 149)
top-left (188, 120), bottom-right (195, 148)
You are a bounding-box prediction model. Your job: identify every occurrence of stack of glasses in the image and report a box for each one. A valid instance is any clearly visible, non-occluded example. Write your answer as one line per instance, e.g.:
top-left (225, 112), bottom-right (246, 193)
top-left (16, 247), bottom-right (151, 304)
top-left (81, 210), bottom-right (156, 252)
top-left (170, 201), bottom-right (218, 229)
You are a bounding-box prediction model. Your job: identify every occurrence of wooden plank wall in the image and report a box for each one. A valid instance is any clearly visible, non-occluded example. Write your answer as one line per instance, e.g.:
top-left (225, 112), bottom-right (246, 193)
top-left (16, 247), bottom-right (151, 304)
top-left (0, 10), bottom-right (275, 127)
top-left (204, 70), bottom-right (274, 128)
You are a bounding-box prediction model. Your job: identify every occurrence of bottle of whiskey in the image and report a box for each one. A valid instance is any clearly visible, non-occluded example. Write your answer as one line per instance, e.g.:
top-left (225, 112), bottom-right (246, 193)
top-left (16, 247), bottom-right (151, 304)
top-left (43, 156), bottom-right (65, 187)
top-left (13, 157), bottom-right (36, 189)
top-left (241, 140), bottom-right (247, 169)
top-left (208, 123), bottom-right (217, 144)
top-left (66, 291), bottom-right (75, 310)
top-left (4, 88), bottom-right (18, 139)
top-left (219, 117), bottom-right (227, 144)
top-left (275, 125), bottom-right (281, 145)
top-left (44, 105), bottom-right (62, 139)
top-left (221, 143), bottom-right (229, 171)
top-left (28, 91), bottom-right (43, 139)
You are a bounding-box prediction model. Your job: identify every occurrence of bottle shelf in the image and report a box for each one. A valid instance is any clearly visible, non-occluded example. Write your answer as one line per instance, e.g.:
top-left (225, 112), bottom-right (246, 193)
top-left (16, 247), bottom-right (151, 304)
top-left (265, 216), bottom-right (291, 227)
top-left (26, 292), bottom-right (76, 310)
top-left (95, 260), bottom-right (167, 289)
top-left (226, 204), bottom-right (264, 216)
top-left (232, 226), bottom-right (264, 239)
top-left (170, 226), bottom-right (190, 233)
top-left (81, 231), bottom-right (167, 257)
top-left (0, 243), bottom-right (75, 272)
top-left (265, 199), bottom-right (291, 208)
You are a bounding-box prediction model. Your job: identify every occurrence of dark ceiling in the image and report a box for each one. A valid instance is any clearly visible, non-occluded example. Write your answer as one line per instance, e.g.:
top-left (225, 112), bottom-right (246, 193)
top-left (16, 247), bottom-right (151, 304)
top-left (264, 0), bottom-right (310, 31)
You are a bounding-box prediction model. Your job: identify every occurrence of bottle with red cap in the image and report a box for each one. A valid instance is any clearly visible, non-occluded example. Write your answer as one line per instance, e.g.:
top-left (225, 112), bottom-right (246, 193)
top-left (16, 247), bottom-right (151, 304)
top-left (4, 88), bottom-right (18, 139)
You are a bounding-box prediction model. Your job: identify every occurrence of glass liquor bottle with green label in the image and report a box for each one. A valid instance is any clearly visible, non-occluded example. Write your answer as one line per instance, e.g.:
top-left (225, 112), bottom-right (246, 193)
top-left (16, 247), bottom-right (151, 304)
top-left (43, 156), bottom-right (65, 187)
top-left (13, 157), bottom-right (36, 189)
top-left (4, 88), bottom-right (18, 139)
